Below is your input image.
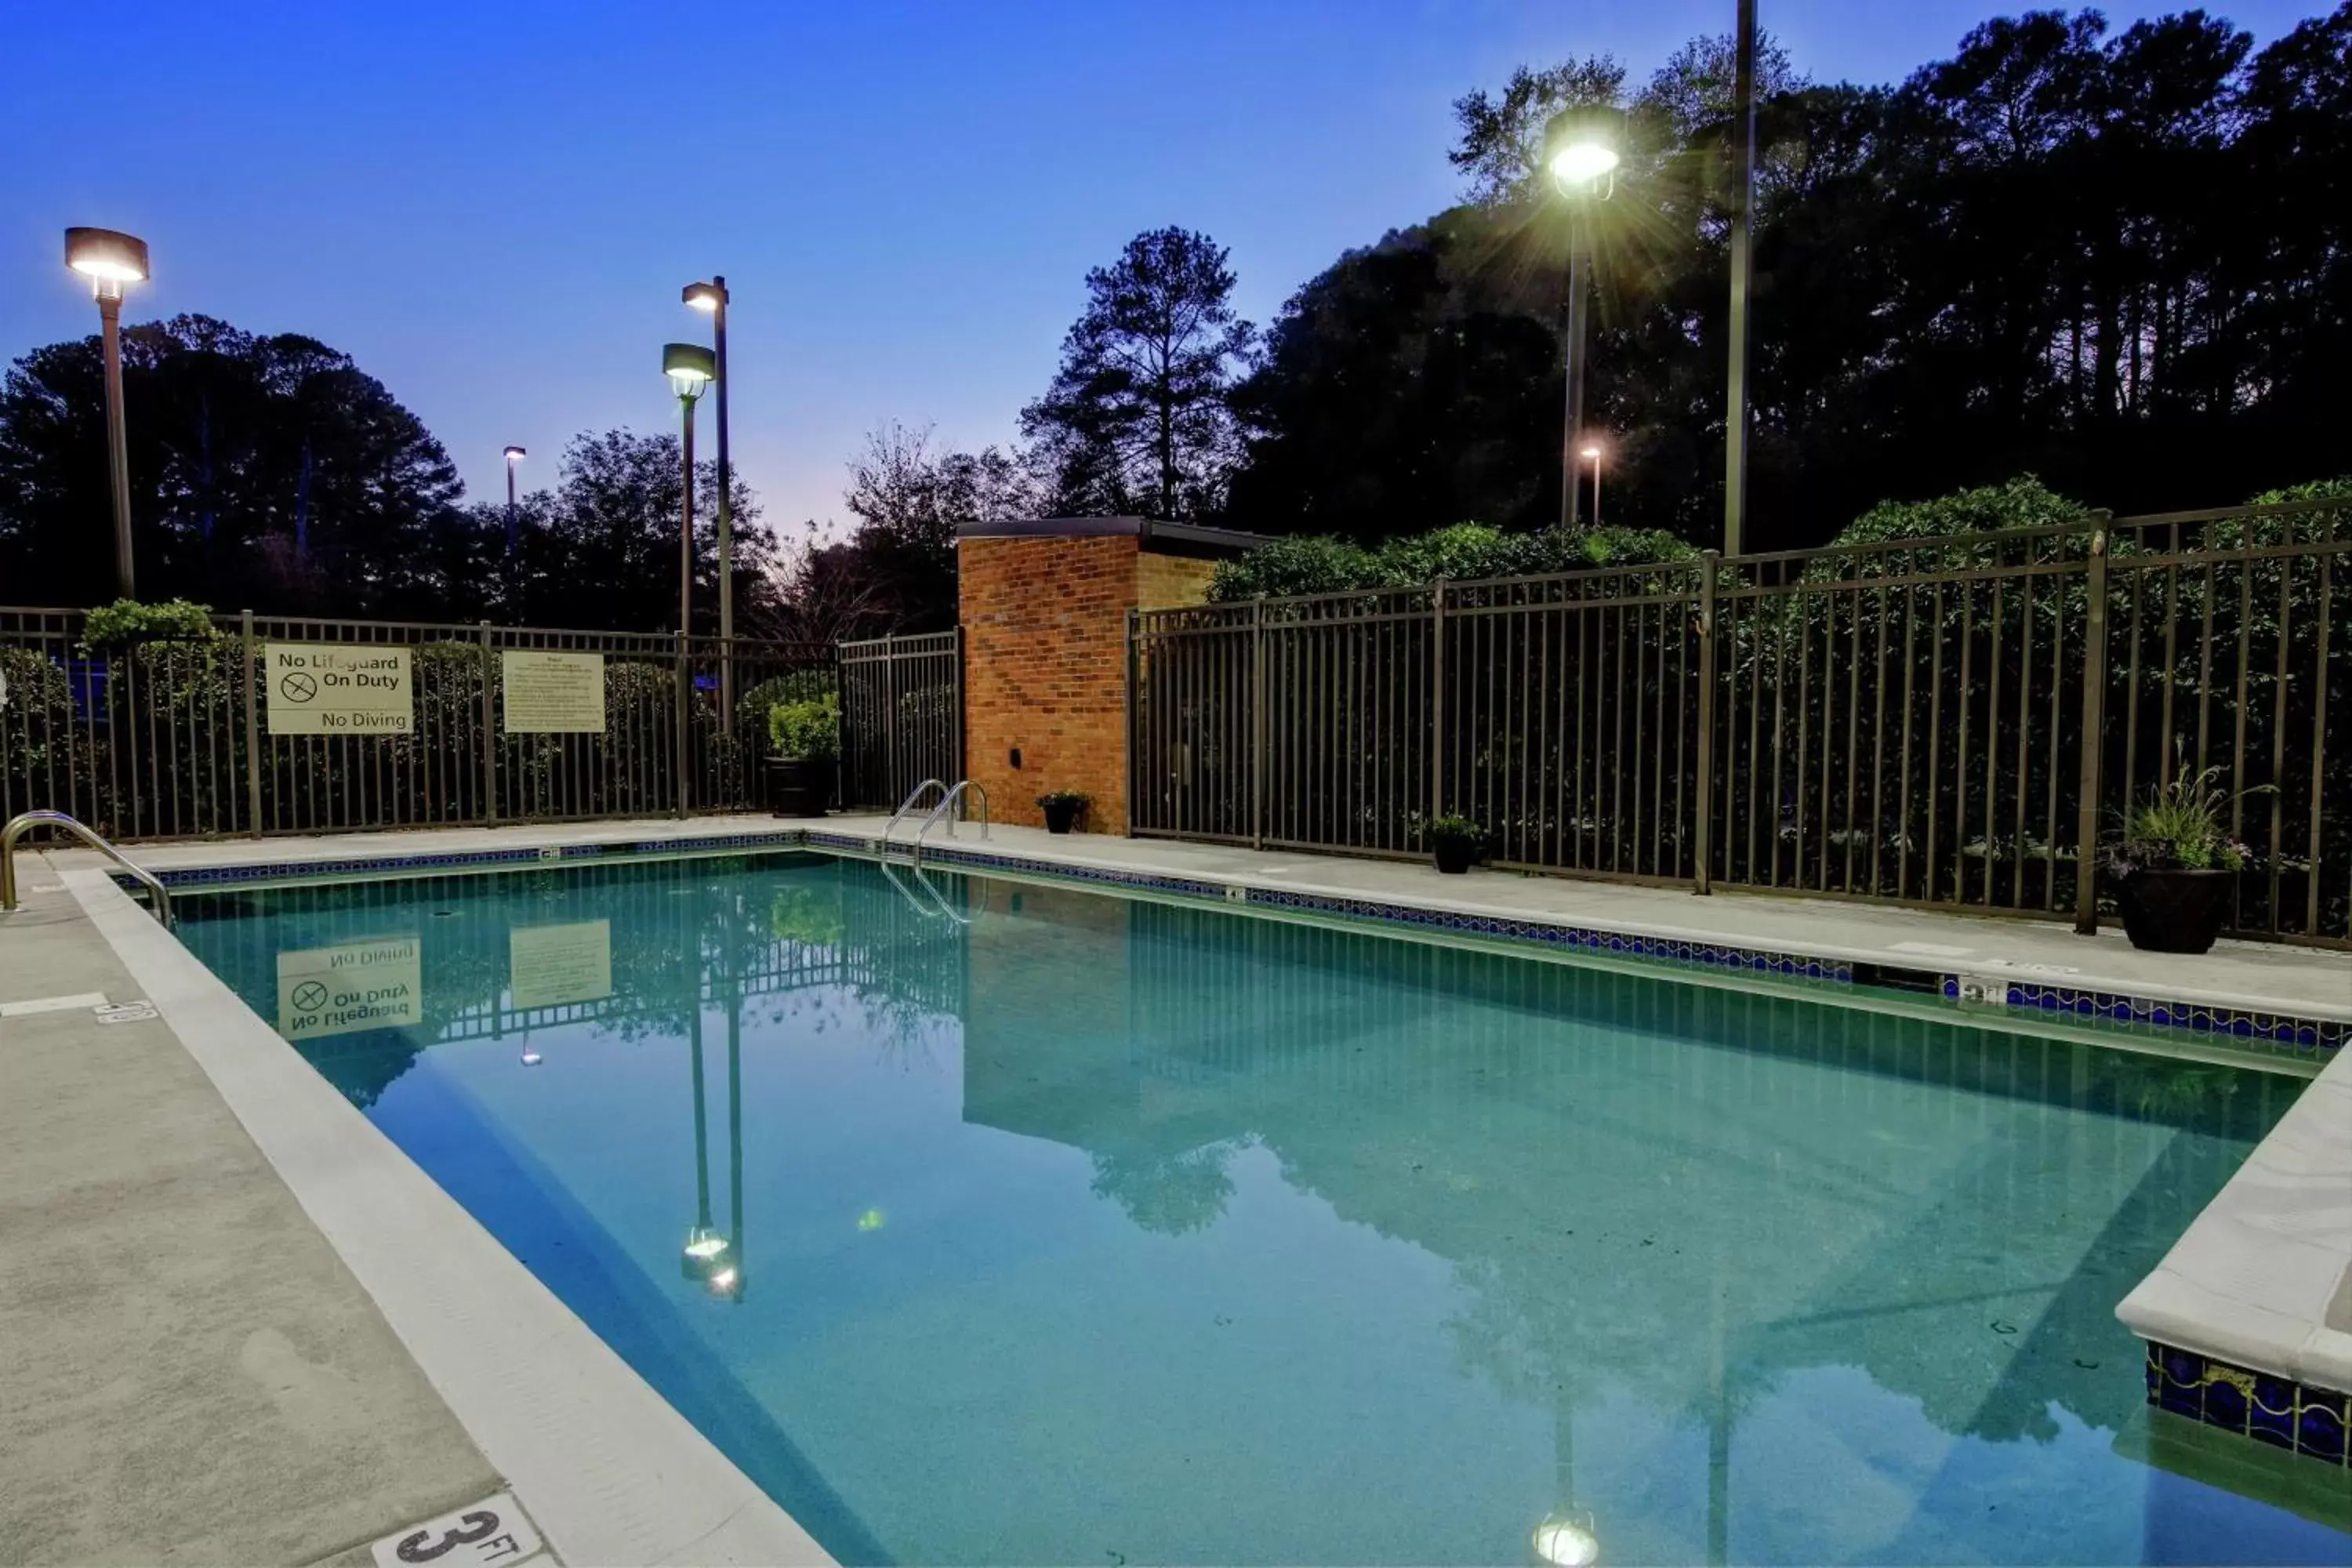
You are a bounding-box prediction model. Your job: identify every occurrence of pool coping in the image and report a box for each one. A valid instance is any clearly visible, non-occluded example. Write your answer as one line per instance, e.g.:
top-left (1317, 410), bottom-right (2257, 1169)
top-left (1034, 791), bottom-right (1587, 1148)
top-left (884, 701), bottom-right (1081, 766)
top-left (60, 866), bottom-right (837, 1567)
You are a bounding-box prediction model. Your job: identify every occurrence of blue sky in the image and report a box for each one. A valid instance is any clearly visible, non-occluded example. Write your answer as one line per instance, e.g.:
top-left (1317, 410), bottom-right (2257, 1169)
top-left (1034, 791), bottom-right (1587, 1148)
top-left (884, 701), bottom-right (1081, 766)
top-left (2, 1), bottom-right (2327, 538)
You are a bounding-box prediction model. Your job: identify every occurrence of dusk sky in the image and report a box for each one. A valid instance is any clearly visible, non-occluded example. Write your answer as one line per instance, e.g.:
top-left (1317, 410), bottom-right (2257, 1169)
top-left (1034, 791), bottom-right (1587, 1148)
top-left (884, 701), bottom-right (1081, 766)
top-left (3, 0), bottom-right (2325, 541)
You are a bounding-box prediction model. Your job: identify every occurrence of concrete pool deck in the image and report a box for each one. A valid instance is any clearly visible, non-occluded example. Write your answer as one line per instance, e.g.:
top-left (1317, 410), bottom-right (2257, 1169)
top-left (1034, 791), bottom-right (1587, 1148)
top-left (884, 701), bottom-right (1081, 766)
top-left (9, 809), bottom-right (2348, 1530)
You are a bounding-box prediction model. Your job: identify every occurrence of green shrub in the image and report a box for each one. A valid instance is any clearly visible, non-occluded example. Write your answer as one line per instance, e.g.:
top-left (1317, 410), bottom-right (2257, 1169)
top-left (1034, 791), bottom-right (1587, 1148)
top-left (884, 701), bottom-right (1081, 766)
top-left (768, 692), bottom-right (840, 761)
top-left (1828, 476), bottom-right (2090, 552)
top-left (1208, 535), bottom-right (1375, 601)
top-left (1036, 789), bottom-right (1091, 809)
top-left (1208, 523), bottom-right (1697, 602)
top-left (79, 597), bottom-right (223, 649)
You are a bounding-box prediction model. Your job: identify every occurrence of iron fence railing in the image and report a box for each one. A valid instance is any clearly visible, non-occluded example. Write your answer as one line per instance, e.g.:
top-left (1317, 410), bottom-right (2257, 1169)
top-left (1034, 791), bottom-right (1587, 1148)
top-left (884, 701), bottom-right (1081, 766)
top-left (838, 629), bottom-right (961, 808)
top-left (1131, 498), bottom-right (2349, 947)
top-left (0, 609), bottom-right (835, 840)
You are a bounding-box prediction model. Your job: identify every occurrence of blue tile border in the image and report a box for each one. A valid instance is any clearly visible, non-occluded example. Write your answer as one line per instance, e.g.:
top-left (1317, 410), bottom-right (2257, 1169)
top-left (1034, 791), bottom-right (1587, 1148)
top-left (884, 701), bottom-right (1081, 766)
top-left (125, 826), bottom-right (2344, 1058)
top-left (2146, 1341), bottom-right (2350, 1467)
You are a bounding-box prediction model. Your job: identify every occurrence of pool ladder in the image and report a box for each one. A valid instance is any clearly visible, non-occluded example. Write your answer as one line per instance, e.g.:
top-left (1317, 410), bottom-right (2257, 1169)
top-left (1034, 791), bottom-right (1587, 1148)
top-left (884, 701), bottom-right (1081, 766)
top-left (876, 779), bottom-right (988, 870)
top-left (1, 811), bottom-right (176, 928)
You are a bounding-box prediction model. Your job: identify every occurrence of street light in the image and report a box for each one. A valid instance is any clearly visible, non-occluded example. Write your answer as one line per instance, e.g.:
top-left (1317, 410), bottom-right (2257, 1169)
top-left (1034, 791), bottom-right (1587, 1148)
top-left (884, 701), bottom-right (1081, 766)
top-left (1581, 445), bottom-right (1604, 527)
top-left (1724, 0), bottom-right (1759, 557)
top-left (1542, 109), bottom-right (1621, 531)
top-left (663, 343), bottom-right (715, 639)
top-left (501, 446), bottom-right (526, 600)
top-left (681, 278), bottom-right (735, 731)
top-left (65, 227), bottom-right (150, 599)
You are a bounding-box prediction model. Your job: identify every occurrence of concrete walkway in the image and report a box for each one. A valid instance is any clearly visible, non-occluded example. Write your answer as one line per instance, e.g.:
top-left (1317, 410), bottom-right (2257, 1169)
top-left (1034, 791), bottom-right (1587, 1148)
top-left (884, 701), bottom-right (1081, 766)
top-left (0, 880), bottom-right (503, 1566)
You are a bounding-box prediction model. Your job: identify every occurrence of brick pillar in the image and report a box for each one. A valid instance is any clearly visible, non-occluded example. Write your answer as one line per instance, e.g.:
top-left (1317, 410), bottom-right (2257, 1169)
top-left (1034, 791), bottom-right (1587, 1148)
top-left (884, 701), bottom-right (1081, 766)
top-left (959, 531), bottom-right (1219, 834)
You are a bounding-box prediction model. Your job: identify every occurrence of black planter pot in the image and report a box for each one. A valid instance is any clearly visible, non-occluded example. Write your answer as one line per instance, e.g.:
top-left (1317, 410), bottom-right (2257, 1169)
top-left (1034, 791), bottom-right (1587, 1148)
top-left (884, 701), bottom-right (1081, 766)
top-left (1432, 837), bottom-right (1477, 875)
top-left (766, 757), bottom-right (830, 818)
top-left (1040, 798), bottom-right (1085, 835)
top-left (2113, 867), bottom-right (2235, 954)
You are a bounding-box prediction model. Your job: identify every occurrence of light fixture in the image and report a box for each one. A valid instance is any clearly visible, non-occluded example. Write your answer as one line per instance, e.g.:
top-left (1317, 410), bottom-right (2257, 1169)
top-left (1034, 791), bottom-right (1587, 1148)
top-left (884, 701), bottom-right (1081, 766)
top-left (64, 227), bottom-right (151, 291)
top-left (681, 280), bottom-right (724, 314)
top-left (520, 1048), bottom-right (543, 1066)
top-left (1530, 1509), bottom-right (1601, 1568)
top-left (1544, 107), bottom-right (1623, 196)
top-left (1581, 445), bottom-right (1602, 461)
top-left (663, 341), bottom-right (716, 401)
top-left (681, 1225), bottom-right (732, 1277)
top-left (503, 445), bottom-right (527, 464)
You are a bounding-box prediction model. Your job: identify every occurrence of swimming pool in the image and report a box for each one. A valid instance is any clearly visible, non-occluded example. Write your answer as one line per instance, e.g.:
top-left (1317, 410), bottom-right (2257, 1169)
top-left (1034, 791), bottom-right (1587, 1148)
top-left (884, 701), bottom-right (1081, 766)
top-left (174, 850), bottom-right (2350, 1565)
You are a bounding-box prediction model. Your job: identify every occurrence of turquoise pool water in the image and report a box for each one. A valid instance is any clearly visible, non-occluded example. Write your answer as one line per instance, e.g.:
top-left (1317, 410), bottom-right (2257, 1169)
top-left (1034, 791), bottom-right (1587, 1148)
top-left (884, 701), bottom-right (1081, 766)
top-left (176, 851), bottom-right (2349, 1566)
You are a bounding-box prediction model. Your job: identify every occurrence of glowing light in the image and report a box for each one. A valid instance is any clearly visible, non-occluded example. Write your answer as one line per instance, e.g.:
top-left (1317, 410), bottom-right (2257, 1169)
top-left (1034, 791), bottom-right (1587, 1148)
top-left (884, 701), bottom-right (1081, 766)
top-left (662, 342), bottom-right (716, 401)
top-left (706, 1266), bottom-right (739, 1294)
top-left (520, 1048), bottom-right (543, 1066)
top-left (503, 445), bottom-right (527, 463)
top-left (1581, 446), bottom-right (1603, 461)
top-left (64, 227), bottom-right (151, 290)
top-left (1530, 1512), bottom-right (1601, 1568)
top-left (856, 1208), bottom-right (886, 1232)
top-left (681, 281), bottom-right (724, 313)
top-left (1549, 143), bottom-right (1620, 187)
top-left (683, 1232), bottom-right (731, 1261)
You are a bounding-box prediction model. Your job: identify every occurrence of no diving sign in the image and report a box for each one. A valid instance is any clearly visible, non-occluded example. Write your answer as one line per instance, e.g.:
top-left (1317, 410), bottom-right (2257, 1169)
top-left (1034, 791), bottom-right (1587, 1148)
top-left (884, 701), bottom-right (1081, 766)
top-left (267, 644), bottom-right (413, 735)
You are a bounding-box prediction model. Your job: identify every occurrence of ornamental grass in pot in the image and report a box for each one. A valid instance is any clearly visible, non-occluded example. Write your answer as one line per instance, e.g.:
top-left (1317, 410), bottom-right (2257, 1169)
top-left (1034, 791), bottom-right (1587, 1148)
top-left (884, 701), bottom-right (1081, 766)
top-left (2105, 760), bottom-right (2253, 955)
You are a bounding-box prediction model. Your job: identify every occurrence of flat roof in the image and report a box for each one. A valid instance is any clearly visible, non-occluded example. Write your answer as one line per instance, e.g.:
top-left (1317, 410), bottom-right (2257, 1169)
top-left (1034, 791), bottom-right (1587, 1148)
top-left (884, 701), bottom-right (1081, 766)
top-left (955, 516), bottom-right (1270, 555)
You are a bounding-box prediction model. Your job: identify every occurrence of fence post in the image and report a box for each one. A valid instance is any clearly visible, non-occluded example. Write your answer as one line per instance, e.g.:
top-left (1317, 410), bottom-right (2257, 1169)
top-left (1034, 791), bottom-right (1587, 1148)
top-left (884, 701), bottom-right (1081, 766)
top-left (673, 629), bottom-right (691, 819)
top-left (2073, 525), bottom-right (2110, 934)
top-left (479, 622), bottom-right (498, 827)
top-left (951, 626), bottom-right (966, 785)
top-left (1429, 579), bottom-right (1447, 826)
top-left (241, 609), bottom-right (263, 838)
top-left (1125, 608), bottom-right (1141, 836)
top-left (1694, 553), bottom-right (1718, 895)
top-left (1250, 597), bottom-right (1266, 851)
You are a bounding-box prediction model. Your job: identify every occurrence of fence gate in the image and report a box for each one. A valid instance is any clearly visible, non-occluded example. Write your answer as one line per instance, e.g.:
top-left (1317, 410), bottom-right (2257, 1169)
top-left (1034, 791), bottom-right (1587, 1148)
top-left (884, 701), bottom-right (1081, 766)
top-left (837, 630), bottom-right (963, 808)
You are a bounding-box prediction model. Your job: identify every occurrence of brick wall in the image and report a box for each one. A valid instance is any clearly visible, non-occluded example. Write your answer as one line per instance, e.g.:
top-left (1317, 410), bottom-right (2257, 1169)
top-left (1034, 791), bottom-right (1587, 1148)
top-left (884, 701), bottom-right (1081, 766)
top-left (959, 533), bottom-right (1222, 834)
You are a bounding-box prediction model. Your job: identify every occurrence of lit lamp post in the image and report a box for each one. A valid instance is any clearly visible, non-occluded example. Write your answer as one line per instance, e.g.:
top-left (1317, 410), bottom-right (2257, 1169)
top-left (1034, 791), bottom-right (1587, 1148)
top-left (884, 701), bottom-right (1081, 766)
top-left (680, 1002), bottom-right (739, 1298)
top-left (501, 445), bottom-right (526, 604)
top-left (1581, 445), bottom-right (1605, 526)
top-left (662, 343), bottom-right (716, 637)
top-left (681, 280), bottom-right (733, 731)
top-left (64, 227), bottom-right (151, 599)
top-left (1542, 110), bottom-right (1621, 531)
top-left (1724, 0), bottom-right (1759, 557)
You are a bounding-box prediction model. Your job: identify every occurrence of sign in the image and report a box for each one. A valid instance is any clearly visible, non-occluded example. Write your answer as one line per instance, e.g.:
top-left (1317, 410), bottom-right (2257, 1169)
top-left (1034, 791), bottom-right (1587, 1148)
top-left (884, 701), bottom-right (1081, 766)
top-left (266, 644), bottom-right (412, 735)
top-left (500, 649), bottom-right (606, 733)
top-left (369, 1492), bottom-right (541, 1568)
top-left (277, 937), bottom-right (421, 1040)
top-left (509, 920), bottom-right (612, 1010)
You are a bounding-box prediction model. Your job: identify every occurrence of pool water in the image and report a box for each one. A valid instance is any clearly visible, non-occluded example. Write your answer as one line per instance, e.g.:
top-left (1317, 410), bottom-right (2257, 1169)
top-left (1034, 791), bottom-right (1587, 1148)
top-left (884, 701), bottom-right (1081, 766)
top-left (175, 851), bottom-right (2350, 1566)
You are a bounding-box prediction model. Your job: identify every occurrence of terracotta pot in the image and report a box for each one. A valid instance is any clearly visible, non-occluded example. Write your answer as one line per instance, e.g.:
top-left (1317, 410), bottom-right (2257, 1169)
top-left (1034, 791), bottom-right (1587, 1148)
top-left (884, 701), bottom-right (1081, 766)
top-left (2113, 867), bottom-right (2234, 954)
top-left (766, 757), bottom-right (830, 818)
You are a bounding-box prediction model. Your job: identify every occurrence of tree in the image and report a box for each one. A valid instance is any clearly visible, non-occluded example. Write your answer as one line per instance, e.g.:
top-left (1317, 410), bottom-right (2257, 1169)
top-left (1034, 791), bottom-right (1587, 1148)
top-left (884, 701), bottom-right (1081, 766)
top-left (0, 314), bottom-right (470, 615)
top-left (1020, 227), bottom-right (1254, 519)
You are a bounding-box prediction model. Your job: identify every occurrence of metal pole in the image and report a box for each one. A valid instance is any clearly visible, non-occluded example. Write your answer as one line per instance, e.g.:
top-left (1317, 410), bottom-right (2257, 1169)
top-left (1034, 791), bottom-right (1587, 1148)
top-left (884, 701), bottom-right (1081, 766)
top-left (713, 278), bottom-right (735, 735)
top-left (1722, 0), bottom-right (1757, 557)
top-left (504, 456), bottom-right (518, 608)
top-left (1250, 597), bottom-right (1266, 851)
top-left (2073, 526), bottom-right (2110, 934)
top-left (1559, 213), bottom-right (1588, 532)
top-left (1592, 453), bottom-right (1602, 528)
top-left (1694, 552), bottom-right (1718, 894)
top-left (480, 621), bottom-right (498, 826)
top-left (241, 609), bottom-right (263, 838)
top-left (1430, 579), bottom-right (1447, 824)
top-left (98, 290), bottom-right (135, 598)
top-left (679, 399), bottom-right (697, 637)
top-left (674, 629), bottom-right (691, 820)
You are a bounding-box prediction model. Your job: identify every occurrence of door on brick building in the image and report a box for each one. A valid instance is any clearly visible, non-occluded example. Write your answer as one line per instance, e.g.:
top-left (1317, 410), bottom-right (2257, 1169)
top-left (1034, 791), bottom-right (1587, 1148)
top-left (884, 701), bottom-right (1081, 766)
top-left (837, 630), bottom-right (963, 808)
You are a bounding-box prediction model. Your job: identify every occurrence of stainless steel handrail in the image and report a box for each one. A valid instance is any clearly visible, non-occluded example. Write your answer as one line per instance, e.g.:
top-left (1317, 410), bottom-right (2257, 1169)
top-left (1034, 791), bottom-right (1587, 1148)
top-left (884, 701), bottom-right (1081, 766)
top-left (911, 780), bottom-right (989, 869)
top-left (877, 779), bottom-right (949, 860)
top-left (878, 858), bottom-right (971, 926)
top-left (1, 811), bottom-right (175, 927)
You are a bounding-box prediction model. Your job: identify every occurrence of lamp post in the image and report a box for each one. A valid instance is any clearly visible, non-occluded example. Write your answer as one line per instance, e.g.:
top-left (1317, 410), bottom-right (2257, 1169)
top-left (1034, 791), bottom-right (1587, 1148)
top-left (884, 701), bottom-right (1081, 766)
top-left (680, 1000), bottom-right (738, 1298)
top-left (1723, 0), bottom-right (1758, 557)
top-left (502, 445), bottom-right (526, 608)
top-left (1581, 445), bottom-right (1604, 527)
top-left (64, 227), bottom-right (150, 600)
top-left (1542, 110), bottom-right (1621, 532)
top-left (682, 280), bottom-right (733, 731)
top-left (662, 343), bottom-right (716, 637)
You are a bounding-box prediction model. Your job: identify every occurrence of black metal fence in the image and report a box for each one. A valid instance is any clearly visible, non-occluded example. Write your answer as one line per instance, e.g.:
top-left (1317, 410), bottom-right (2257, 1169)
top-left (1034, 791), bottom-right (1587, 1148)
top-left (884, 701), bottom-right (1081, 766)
top-left (0, 609), bottom-right (835, 839)
top-left (838, 630), bottom-right (962, 809)
top-left (1130, 499), bottom-right (2348, 947)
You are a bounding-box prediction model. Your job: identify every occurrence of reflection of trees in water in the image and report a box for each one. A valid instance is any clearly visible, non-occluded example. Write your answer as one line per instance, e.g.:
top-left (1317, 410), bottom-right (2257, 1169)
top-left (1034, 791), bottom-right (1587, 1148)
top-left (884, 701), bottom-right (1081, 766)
top-left (1089, 1138), bottom-right (1254, 1236)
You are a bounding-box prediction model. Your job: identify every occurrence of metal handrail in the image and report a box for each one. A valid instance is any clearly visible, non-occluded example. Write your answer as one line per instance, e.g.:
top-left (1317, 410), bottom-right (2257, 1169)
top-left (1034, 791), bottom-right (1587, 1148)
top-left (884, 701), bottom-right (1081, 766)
top-left (1, 811), bottom-right (175, 927)
top-left (878, 858), bottom-right (971, 926)
top-left (911, 780), bottom-right (989, 869)
top-left (877, 779), bottom-right (949, 860)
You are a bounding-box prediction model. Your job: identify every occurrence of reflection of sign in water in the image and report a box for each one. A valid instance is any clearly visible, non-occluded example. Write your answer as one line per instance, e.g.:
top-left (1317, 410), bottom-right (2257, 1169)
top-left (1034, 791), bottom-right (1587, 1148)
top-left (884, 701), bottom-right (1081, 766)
top-left (277, 937), bottom-right (421, 1040)
top-left (266, 645), bottom-right (412, 735)
top-left (509, 920), bottom-right (612, 1010)
top-left (500, 650), bottom-right (606, 733)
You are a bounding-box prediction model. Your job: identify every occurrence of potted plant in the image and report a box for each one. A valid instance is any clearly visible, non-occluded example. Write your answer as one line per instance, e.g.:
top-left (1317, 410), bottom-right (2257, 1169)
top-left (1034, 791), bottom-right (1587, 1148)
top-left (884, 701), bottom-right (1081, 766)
top-left (1036, 789), bottom-right (1090, 835)
top-left (1426, 813), bottom-right (1483, 875)
top-left (765, 692), bottom-right (839, 818)
top-left (2105, 760), bottom-right (2251, 954)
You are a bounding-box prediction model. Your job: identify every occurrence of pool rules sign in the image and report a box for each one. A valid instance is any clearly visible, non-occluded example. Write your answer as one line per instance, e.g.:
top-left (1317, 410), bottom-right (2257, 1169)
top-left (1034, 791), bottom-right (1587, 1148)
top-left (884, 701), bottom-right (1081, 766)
top-left (267, 645), bottom-right (412, 735)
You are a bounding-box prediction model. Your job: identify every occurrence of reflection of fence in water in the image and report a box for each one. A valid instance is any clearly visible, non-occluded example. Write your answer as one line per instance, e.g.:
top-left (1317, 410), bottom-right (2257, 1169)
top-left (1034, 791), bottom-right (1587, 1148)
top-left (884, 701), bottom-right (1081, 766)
top-left (1130, 499), bottom-right (2348, 945)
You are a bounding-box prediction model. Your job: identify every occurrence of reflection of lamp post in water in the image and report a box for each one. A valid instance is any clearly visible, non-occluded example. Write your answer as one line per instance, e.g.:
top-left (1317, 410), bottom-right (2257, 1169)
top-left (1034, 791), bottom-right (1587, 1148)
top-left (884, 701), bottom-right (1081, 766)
top-left (680, 1001), bottom-right (738, 1297)
top-left (1530, 1396), bottom-right (1600, 1567)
